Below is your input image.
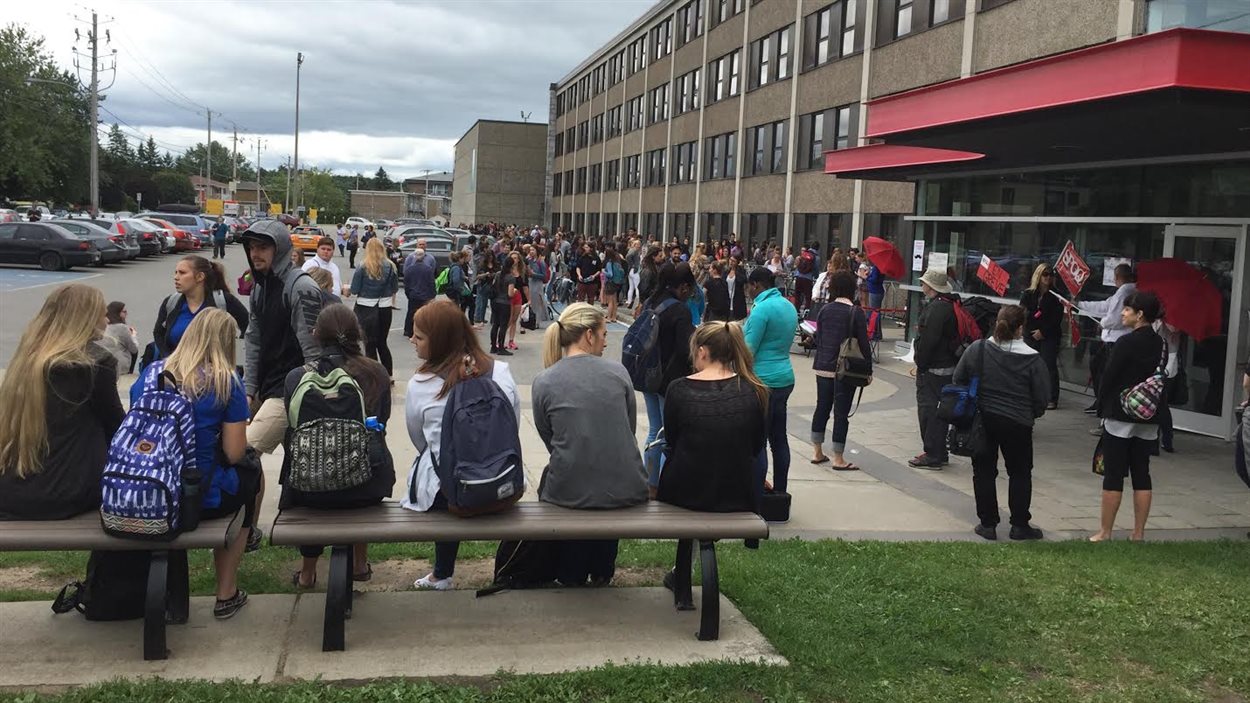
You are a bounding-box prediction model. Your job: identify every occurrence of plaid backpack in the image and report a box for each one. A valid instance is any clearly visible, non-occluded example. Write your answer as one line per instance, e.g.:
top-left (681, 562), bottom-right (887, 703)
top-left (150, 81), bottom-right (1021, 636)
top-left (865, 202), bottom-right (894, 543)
top-left (100, 362), bottom-right (199, 539)
top-left (1120, 342), bottom-right (1168, 421)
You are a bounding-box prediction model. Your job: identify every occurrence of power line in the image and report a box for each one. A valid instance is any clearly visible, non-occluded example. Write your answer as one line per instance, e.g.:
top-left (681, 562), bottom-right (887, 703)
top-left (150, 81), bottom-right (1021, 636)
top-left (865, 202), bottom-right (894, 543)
top-left (117, 63), bottom-right (200, 115)
top-left (96, 105), bottom-right (194, 152)
top-left (112, 28), bottom-right (202, 112)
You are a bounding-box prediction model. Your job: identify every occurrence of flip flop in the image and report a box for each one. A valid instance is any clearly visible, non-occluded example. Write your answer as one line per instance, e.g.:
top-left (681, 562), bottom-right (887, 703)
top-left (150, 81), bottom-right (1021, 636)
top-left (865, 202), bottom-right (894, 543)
top-left (810, 457), bottom-right (830, 465)
top-left (830, 463), bottom-right (860, 471)
top-left (291, 570), bottom-right (316, 589)
top-left (352, 563), bottom-right (373, 583)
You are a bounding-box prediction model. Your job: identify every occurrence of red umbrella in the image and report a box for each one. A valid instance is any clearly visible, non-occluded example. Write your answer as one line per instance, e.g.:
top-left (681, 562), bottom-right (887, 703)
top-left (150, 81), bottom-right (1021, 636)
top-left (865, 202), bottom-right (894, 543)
top-left (1135, 258), bottom-right (1223, 341)
top-left (863, 236), bottom-right (905, 279)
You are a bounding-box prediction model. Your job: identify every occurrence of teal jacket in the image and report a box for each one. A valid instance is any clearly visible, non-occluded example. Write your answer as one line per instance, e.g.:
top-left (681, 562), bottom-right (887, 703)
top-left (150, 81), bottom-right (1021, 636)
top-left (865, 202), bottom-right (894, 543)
top-left (743, 286), bottom-right (798, 388)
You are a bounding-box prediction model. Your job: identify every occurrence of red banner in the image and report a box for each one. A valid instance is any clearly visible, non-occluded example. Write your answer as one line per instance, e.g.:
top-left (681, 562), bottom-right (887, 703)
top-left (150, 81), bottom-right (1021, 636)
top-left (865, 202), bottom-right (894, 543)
top-left (976, 255), bottom-right (1010, 296)
top-left (1056, 241), bottom-right (1091, 296)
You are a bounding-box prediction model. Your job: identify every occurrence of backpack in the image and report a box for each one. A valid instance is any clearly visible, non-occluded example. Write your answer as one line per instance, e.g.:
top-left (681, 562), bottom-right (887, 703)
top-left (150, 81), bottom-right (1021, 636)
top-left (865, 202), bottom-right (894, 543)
top-left (435, 267), bottom-right (451, 294)
top-left (797, 250), bottom-right (815, 275)
top-left (100, 363), bottom-right (200, 539)
top-left (285, 359), bottom-right (374, 493)
top-left (951, 296), bottom-right (997, 357)
top-left (541, 260), bottom-right (552, 284)
top-left (476, 540), bottom-right (560, 597)
top-left (608, 260), bottom-right (625, 285)
top-left (52, 550), bottom-right (167, 621)
top-left (519, 304), bottom-right (537, 330)
top-left (432, 364), bottom-right (525, 516)
top-left (621, 298), bottom-right (680, 393)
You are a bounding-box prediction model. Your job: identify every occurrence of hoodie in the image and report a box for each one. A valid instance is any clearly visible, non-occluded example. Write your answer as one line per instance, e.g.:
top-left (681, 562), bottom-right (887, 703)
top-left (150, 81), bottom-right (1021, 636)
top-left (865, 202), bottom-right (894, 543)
top-left (241, 219), bottom-right (323, 400)
top-left (952, 337), bottom-right (1050, 428)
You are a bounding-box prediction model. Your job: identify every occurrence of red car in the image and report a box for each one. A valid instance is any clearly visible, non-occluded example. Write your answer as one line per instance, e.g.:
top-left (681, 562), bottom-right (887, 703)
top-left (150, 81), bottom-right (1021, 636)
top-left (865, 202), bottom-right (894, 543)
top-left (144, 217), bottom-right (201, 252)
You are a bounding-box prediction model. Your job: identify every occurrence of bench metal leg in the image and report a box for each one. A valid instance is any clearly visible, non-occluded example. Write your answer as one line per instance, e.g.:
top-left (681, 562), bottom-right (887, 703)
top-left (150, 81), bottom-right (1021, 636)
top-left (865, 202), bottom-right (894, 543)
top-left (322, 544), bottom-right (351, 652)
top-left (144, 550), bottom-right (169, 661)
top-left (166, 550), bottom-right (189, 625)
top-left (673, 539), bottom-right (694, 611)
top-left (697, 540), bottom-right (720, 641)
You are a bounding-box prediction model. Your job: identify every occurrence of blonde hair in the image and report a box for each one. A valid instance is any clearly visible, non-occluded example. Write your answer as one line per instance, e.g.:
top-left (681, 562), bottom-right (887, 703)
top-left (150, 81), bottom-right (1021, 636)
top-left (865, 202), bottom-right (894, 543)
top-left (543, 302), bottom-right (606, 368)
top-left (688, 321), bottom-right (770, 412)
top-left (1027, 263), bottom-right (1049, 292)
top-left (308, 267), bottom-right (334, 291)
top-left (0, 284), bottom-right (106, 478)
top-left (362, 237), bottom-right (391, 280)
top-left (163, 308), bottom-right (240, 405)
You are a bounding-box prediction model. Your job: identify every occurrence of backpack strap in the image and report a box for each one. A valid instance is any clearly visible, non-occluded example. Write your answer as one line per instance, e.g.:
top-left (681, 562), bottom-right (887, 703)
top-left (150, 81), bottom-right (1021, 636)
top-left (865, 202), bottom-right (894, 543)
top-left (211, 289), bottom-right (226, 309)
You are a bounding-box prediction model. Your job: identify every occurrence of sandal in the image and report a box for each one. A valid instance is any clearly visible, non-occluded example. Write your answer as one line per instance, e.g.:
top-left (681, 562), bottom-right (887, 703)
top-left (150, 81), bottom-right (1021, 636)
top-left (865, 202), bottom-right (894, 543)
top-left (810, 457), bottom-right (830, 465)
top-left (291, 570), bottom-right (316, 589)
top-left (352, 563), bottom-right (373, 583)
top-left (830, 463), bottom-right (860, 471)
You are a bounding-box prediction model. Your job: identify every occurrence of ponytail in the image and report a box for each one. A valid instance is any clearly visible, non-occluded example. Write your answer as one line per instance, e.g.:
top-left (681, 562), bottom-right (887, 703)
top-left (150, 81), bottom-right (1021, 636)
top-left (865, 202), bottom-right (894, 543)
top-left (182, 255), bottom-right (229, 295)
top-left (543, 302), bottom-right (606, 368)
top-left (688, 321), bottom-right (770, 413)
top-left (992, 304), bottom-right (1026, 344)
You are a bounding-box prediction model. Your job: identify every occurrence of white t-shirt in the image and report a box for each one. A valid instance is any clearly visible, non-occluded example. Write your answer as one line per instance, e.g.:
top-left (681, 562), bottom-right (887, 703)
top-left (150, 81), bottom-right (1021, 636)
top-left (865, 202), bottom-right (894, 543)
top-left (302, 255), bottom-right (343, 294)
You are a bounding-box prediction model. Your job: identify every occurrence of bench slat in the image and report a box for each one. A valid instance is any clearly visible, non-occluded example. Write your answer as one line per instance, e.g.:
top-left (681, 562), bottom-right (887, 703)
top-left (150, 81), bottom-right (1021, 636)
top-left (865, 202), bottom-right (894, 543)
top-left (269, 502), bottom-right (768, 544)
top-left (0, 511), bottom-right (244, 551)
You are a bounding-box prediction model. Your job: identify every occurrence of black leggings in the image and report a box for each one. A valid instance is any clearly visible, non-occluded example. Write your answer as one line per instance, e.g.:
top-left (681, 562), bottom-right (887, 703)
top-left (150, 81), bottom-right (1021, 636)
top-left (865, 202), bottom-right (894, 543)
top-left (347, 246), bottom-right (358, 268)
top-left (490, 301), bottom-right (510, 350)
top-left (355, 305), bottom-right (394, 376)
top-left (1101, 434), bottom-right (1153, 492)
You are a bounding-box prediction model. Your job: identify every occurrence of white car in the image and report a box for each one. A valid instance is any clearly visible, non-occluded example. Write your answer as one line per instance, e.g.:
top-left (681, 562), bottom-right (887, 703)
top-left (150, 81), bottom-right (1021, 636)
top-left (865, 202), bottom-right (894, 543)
top-left (345, 216), bottom-right (374, 230)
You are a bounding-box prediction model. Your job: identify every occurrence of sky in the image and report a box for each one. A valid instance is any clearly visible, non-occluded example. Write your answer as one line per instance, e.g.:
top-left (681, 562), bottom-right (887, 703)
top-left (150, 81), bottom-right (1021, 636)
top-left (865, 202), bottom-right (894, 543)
top-left (10, 0), bottom-right (654, 180)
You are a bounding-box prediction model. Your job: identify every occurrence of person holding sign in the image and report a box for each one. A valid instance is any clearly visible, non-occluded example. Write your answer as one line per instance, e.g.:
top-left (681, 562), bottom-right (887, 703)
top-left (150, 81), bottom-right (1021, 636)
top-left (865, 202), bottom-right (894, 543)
top-left (1020, 264), bottom-right (1065, 410)
top-left (1073, 263), bottom-right (1137, 417)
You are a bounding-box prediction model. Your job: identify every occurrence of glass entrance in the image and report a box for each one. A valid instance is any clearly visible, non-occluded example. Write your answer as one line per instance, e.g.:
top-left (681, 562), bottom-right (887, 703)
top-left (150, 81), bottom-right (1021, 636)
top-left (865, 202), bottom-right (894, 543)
top-left (1163, 225), bottom-right (1248, 439)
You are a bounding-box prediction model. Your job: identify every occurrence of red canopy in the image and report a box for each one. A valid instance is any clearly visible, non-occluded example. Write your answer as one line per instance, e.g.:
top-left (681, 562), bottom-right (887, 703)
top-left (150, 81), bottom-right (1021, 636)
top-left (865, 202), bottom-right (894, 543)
top-left (863, 236), bottom-right (906, 279)
top-left (1135, 258), bottom-right (1223, 341)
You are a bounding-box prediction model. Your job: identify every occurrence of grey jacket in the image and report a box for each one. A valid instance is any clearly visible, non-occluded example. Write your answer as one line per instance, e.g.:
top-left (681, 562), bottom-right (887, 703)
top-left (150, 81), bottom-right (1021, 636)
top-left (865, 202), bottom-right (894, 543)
top-left (953, 338), bottom-right (1050, 428)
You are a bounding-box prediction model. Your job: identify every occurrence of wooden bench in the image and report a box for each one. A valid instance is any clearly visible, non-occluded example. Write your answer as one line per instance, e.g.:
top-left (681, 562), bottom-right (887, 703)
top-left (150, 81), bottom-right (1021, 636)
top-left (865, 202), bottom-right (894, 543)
top-left (0, 511), bottom-right (244, 661)
top-left (269, 502), bottom-right (768, 651)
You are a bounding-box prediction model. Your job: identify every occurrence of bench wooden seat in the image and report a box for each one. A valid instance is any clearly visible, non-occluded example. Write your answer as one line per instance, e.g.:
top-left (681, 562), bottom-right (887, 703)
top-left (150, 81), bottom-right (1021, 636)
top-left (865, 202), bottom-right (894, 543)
top-left (269, 502), bottom-right (768, 651)
top-left (0, 510), bottom-right (243, 661)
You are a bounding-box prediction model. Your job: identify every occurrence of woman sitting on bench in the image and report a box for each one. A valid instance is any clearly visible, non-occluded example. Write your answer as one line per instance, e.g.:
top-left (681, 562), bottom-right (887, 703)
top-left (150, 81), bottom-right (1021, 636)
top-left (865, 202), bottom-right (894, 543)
top-left (0, 284), bottom-right (124, 520)
top-left (133, 308), bottom-right (254, 619)
top-left (532, 302), bottom-right (648, 586)
top-left (283, 304), bottom-right (395, 589)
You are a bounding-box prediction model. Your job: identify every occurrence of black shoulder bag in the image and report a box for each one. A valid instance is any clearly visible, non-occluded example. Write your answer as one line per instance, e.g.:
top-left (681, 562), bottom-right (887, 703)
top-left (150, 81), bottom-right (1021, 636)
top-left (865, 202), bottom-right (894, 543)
top-left (947, 343), bottom-right (988, 458)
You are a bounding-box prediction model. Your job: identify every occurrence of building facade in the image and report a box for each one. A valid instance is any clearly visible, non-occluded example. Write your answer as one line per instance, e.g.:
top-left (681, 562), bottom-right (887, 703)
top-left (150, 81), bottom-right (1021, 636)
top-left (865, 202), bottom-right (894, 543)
top-left (452, 120), bottom-right (548, 227)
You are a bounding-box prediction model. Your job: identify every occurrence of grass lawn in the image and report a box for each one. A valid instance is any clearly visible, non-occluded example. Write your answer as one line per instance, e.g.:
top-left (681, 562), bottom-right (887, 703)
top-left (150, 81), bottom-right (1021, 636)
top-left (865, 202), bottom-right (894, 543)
top-left (1, 539), bottom-right (1247, 702)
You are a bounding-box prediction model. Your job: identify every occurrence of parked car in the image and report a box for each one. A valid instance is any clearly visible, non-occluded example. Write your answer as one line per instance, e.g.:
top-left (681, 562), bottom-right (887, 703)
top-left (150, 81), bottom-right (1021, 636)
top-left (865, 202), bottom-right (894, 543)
top-left (290, 225), bottom-right (324, 252)
top-left (114, 211), bottom-right (134, 220)
top-left (374, 218), bottom-right (395, 231)
top-left (140, 211), bottom-right (214, 246)
top-left (390, 234), bottom-right (454, 270)
top-left (344, 216), bottom-right (373, 230)
top-left (142, 216), bottom-right (199, 252)
top-left (224, 216), bottom-right (247, 242)
top-left (0, 209), bottom-right (18, 223)
top-left (389, 225), bottom-right (454, 249)
top-left (113, 218), bottom-right (166, 256)
top-left (0, 222), bottom-right (103, 270)
top-left (51, 219), bottom-right (135, 262)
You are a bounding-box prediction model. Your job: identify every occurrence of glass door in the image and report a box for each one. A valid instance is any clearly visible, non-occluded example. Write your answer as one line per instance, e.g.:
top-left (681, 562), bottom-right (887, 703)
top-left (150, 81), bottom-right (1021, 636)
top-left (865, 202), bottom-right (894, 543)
top-left (1163, 225), bottom-right (1247, 439)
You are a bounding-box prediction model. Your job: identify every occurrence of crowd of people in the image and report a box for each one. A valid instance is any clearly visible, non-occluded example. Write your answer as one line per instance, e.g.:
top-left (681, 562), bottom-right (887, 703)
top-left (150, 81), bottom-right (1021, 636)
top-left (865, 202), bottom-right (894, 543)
top-left (0, 215), bottom-right (1246, 626)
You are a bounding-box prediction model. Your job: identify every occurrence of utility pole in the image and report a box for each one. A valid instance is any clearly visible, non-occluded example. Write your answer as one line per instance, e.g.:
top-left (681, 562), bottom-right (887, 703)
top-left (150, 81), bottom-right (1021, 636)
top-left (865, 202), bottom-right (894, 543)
top-left (205, 111), bottom-right (212, 208)
top-left (255, 138), bottom-right (265, 216)
top-left (72, 10), bottom-right (115, 218)
top-left (293, 52), bottom-right (304, 215)
top-left (284, 155), bottom-right (292, 214)
top-left (231, 127), bottom-right (239, 196)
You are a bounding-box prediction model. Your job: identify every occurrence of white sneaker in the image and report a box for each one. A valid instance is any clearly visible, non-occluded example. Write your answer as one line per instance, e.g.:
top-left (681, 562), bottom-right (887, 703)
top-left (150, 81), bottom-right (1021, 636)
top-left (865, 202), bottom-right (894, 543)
top-left (413, 574), bottom-right (453, 591)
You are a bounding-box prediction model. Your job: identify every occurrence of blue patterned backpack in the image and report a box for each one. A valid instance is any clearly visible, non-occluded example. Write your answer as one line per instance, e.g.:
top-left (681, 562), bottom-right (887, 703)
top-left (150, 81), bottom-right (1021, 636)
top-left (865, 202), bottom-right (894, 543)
top-left (100, 362), bottom-right (199, 539)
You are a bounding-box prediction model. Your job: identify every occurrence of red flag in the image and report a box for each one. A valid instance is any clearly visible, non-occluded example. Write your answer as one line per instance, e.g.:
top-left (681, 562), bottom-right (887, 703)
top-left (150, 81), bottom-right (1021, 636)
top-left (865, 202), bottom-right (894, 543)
top-left (1069, 313), bottom-right (1081, 347)
top-left (1055, 241), bottom-right (1091, 297)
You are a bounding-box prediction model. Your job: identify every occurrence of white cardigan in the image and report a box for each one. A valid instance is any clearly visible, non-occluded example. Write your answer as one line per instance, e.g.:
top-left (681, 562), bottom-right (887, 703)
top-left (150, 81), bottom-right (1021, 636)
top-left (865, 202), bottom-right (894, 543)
top-left (401, 361), bottom-right (522, 512)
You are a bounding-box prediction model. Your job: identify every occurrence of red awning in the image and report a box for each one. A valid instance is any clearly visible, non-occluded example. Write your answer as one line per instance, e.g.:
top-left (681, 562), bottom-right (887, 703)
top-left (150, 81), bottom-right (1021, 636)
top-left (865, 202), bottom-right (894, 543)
top-left (823, 144), bottom-right (984, 175)
top-left (866, 28), bottom-right (1250, 139)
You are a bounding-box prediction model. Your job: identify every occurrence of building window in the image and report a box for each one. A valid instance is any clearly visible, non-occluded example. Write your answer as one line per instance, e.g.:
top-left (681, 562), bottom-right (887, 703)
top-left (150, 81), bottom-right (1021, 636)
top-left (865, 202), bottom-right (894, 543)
top-left (554, 132), bottom-right (564, 157)
top-left (677, 0), bottom-right (704, 46)
top-left (606, 159), bottom-right (620, 190)
top-left (842, 0), bottom-right (857, 56)
top-left (575, 167), bottom-right (587, 194)
top-left (712, 0), bottom-right (745, 27)
top-left (896, 0), bottom-right (914, 37)
top-left (645, 148), bottom-right (667, 186)
top-left (564, 170), bottom-right (573, 195)
top-left (834, 105), bottom-right (852, 148)
top-left (577, 121), bottom-right (588, 149)
top-left (772, 120), bottom-right (787, 172)
top-left (589, 163), bottom-right (602, 193)
top-left (707, 135), bottom-right (722, 179)
top-left (651, 17), bottom-right (673, 61)
top-left (626, 95), bottom-right (645, 132)
top-left (743, 120), bottom-right (787, 176)
top-left (671, 141), bottom-right (697, 184)
top-left (591, 114), bottom-right (604, 144)
top-left (624, 155), bottom-right (641, 188)
top-left (675, 69), bottom-right (701, 115)
top-left (703, 131), bottom-right (737, 180)
top-left (1146, 0), bottom-right (1250, 33)
top-left (648, 83), bottom-right (670, 124)
top-left (749, 125), bottom-right (766, 175)
top-left (552, 172), bottom-right (562, 196)
top-left (931, 0), bottom-right (950, 24)
top-left (628, 37), bottom-right (647, 75)
top-left (607, 105), bottom-right (622, 138)
top-left (604, 212), bottom-right (618, 236)
top-left (749, 25), bottom-right (793, 89)
top-left (797, 104), bottom-right (855, 171)
top-left (708, 50), bottom-right (741, 103)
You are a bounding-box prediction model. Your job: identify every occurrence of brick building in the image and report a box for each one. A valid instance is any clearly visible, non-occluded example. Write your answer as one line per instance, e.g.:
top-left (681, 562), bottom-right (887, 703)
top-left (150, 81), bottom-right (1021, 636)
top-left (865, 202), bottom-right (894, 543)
top-left (452, 120), bottom-right (548, 227)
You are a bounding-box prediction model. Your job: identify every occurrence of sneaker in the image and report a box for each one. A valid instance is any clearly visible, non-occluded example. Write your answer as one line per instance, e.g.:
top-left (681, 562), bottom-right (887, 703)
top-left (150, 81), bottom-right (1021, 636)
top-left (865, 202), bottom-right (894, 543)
top-left (1083, 404), bottom-right (1098, 415)
top-left (213, 589), bottom-right (248, 619)
top-left (495, 348), bottom-right (513, 356)
top-left (508, 341), bottom-right (518, 350)
top-left (245, 527), bottom-right (263, 553)
top-left (1089, 428), bottom-right (1103, 437)
top-left (908, 454), bottom-right (946, 469)
top-left (1009, 525), bottom-right (1044, 541)
top-left (413, 574), bottom-right (453, 591)
top-left (973, 524), bottom-right (997, 541)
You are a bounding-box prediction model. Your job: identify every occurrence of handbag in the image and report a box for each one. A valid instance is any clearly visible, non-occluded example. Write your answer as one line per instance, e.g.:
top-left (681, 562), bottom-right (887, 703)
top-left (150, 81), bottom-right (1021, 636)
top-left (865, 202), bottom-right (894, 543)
top-left (835, 307), bottom-right (873, 388)
top-left (1120, 342), bottom-right (1168, 421)
top-left (947, 412), bottom-right (986, 458)
top-left (937, 342), bottom-right (986, 430)
top-left (1091, 434), bottom-right (1107, 476)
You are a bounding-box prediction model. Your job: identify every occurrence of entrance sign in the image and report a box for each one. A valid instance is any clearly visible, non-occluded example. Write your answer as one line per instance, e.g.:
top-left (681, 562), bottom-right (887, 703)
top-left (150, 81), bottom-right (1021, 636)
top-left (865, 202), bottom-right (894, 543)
top-left (976, 255), bottom-right (1010, 296)
top-left (1056, 241), bottom-right (1091, 296)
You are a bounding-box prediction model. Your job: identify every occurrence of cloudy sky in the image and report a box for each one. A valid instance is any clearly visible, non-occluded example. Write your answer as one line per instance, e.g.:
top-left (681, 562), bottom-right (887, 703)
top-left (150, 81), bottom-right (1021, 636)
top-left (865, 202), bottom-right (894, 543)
top-left (11, 0), bottom-right (653, 180)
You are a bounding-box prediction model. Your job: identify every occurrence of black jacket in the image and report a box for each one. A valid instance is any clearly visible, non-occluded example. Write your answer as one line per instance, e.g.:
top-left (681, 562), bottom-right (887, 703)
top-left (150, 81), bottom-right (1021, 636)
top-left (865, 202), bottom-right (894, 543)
top-left (1019, 288), bottom-right (1064, 341)
top-left (0, 344), bottom-right (124, 520)
top-left (152, 291), bottom-right (249, 358)
top-left (652, 293), bottom-right (696, 395)
top-left (725, 271), bottom-right (747, 321)
top-left (813, 302), bottom-right (872, 374)
top-left (703, 277), bottom-right (730, 321)
top-left (915, 293), bottom-right (960, 372)
top-left (1097, 326), bottom-right (1164, 423)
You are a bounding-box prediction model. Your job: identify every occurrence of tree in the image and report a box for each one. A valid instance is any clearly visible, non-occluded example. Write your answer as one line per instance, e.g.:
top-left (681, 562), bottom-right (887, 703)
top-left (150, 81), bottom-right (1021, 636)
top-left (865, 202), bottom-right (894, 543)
top-left (105, 124), bottom-right (134, 165)
top-left (373, 166), bottom-right (393, 191)
top-left (152, 170), bottom-right (195, 205)
top-left (0, 23), bottom-right (90, 204)
top-left (137, 137), bottom-right (159, 170)
top-left (301, 167), bottom-right (345, 213)
top-left (176, 141), bottom-right (256, 183)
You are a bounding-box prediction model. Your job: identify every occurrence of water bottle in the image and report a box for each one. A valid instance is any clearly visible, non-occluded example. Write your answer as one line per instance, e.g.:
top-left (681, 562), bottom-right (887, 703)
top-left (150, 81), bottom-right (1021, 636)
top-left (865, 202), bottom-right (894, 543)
top-left (365, 416), bottom-right (385, 432)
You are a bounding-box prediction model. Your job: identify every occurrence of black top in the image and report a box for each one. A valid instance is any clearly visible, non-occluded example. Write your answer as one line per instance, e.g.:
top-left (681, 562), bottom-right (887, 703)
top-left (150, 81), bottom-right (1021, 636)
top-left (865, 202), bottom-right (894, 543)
top-left (703, 278), bottom-right (730, 321)
top-left (914, 294), bottom-right (959, 371)
top-left (657, 377), bottom-right (766, 512)
top-left (653, 293), bottom-right (696, 395)
top-left (575, 253), bottom-right (601, 283)
top-left (0, 344), bottom-right (125, 520)
top-left (277, 355), bottom-right (395, 509)
top-left (813, 302), bottom-right (872, 374)
top-left (1097, 326), bottom-right (1164, 424)
top-left (1019, 288), bottom-right (1064, 341)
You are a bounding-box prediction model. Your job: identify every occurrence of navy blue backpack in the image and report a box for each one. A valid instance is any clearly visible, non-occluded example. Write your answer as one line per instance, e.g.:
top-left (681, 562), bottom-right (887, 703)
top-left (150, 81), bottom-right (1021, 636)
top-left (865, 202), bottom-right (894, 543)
top-left (431, 364), bottom-right (524, 516)
top-left (620, 298), bottom-right (679, 393)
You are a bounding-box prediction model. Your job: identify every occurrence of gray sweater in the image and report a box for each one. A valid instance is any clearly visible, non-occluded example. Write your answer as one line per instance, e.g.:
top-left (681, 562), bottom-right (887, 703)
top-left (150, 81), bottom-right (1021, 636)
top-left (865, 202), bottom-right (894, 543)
top-left (953, 338), bottom-right (1050, 428)
top-left (531, 354), bottom-right (648, 509)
